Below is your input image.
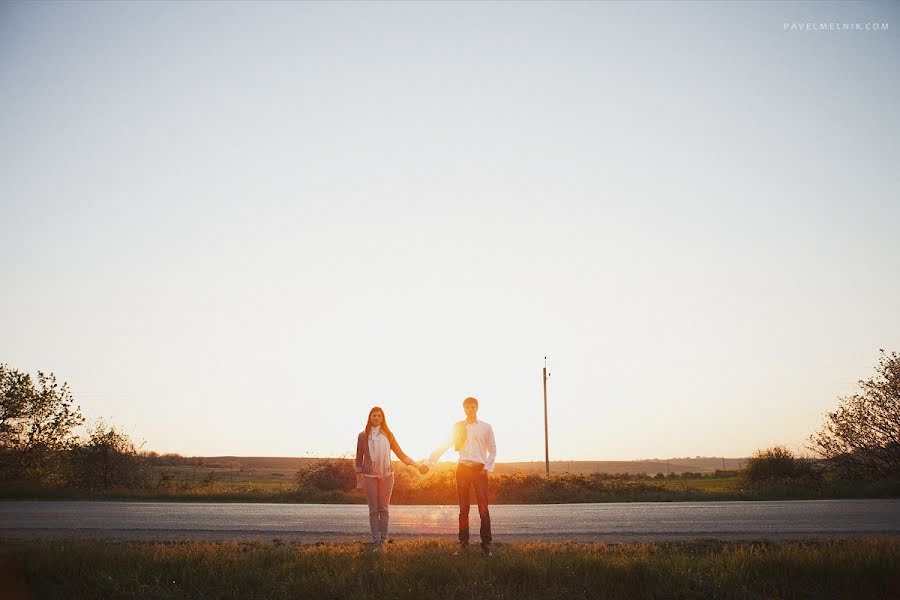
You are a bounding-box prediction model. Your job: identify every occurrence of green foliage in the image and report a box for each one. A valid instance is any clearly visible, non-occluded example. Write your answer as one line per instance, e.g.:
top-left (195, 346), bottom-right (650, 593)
top-left (0, 364), bottom-right (84, 484)
top-left (810, 349), bottom-right (900, 479)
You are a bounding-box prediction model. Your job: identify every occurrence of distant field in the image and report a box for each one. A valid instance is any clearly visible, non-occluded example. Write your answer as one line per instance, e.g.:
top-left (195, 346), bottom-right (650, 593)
top-left (494, 458), bottom-right (748, 475)
top-left (158, 465), bottom-right (296, 494)
top-left (2, 539), bottom-right (897, 599)
top-left (192, 456), bottom-right (749, 474)
top-left (6, 454), bottom-right (895, 504)
top-left (138, 460), bottom-right (748, 499)
top-left (125, 456), bottom-right (749, 499)
top-left (131, 468), bottom-right (747, 501)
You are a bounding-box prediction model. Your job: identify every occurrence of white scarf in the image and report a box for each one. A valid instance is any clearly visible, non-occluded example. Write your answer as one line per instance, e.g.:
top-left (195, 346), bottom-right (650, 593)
top-left (367, 426), bottom-right (392, 477)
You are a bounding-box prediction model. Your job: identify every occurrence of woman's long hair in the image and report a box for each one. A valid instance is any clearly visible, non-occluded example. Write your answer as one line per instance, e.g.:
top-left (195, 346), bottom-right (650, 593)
top-left (365, 406), bottom-right (394, 440)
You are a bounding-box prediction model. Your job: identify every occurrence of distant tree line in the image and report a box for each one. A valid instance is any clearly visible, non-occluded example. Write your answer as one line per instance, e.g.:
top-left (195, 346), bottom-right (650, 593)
top-left (141, 452), bottom-right (208, 467)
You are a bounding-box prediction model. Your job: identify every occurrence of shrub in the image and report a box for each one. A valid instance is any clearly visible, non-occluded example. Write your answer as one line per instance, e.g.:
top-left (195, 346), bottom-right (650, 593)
top-left (70, 421), bottom-right (149, 491)
top-left (294, 458), bottom-right (356, 491)
top-left (743, 447), bottom-right (820, 487)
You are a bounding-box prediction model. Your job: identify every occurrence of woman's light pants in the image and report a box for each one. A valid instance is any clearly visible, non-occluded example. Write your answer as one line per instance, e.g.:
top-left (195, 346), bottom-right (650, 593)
top-left (363, 473), bottom-right (394, 545)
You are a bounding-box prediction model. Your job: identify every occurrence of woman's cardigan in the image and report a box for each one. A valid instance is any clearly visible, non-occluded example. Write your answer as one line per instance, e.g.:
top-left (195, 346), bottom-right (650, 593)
top-left (355, 430), bottom-right (414, 475)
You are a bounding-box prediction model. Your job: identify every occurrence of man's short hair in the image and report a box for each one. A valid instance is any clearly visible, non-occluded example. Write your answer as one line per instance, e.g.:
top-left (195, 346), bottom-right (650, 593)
top-left (463, 396), bottom-right (479, 407)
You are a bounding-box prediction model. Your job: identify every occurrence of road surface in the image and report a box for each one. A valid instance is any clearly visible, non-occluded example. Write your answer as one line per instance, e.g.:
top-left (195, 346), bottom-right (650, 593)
top-left (1, 499), bottom-right (898, 542)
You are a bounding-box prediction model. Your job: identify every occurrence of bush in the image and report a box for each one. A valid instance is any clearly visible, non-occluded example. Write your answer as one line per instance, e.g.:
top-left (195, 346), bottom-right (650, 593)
top-left (69, 421), bottom-right (149, 491)
top-left (743, 447), bottom-right (820, 487)
top-left (294, 458), bottom-right (356, 491)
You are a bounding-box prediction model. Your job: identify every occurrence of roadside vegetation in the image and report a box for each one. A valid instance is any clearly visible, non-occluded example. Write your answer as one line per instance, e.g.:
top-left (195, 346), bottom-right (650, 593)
top-left (2, 350), bottom-right (898, 504)
top-left (1, 538), bottom-right (897, 599)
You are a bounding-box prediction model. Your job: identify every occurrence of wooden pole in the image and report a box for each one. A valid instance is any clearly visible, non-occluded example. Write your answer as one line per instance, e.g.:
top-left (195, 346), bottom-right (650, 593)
top-left (543, 357), bottom-right (549, 476)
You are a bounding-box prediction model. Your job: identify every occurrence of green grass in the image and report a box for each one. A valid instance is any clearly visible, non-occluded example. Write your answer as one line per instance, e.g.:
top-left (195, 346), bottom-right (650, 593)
top-left (1, 538), bottom-right (897, 599)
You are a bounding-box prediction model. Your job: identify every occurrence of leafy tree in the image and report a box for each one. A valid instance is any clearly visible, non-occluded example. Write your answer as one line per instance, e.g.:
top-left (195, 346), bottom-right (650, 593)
top-left (70, 420), bottom-right (148, 491)
top-left (809, 350), bottom-right (900, 479)
top-left (0, 364), bottom-right (84, 483)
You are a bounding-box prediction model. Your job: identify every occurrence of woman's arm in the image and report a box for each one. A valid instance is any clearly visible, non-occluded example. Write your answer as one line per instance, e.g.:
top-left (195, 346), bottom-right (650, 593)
top-left (355, 432), bottom-right (365, 474)
top-left (388, 433), bottom-right (413, 466)
top-left (390, 434), bottom-right (429, 474)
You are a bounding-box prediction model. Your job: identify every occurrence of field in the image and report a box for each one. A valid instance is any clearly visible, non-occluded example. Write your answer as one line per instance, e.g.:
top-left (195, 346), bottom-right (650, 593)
top-left (1, 538), bottom-right (897, 599)
top-left (171, 456), bottom-right (749, 476)
top-left (4, 456), bottom-right (899, 504)
top-left (147, 464), bottom-right (746, 497)
top-left (120, 455), bottom-right (753, 501)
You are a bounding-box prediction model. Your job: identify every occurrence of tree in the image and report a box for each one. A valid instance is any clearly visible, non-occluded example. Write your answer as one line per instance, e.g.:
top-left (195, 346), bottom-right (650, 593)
top-left (809, 350), bottom-right (900, 479)
top-left (0, 365), bottom-right (84, 483)
top-left (0, 365), bottom-right (30, 445)
top-left (70, 420), bottom-right (148, 491)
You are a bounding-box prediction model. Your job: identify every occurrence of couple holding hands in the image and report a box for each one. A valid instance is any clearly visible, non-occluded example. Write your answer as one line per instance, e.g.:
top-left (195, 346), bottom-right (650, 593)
top-left (355, 396), bottom-right (497, 555)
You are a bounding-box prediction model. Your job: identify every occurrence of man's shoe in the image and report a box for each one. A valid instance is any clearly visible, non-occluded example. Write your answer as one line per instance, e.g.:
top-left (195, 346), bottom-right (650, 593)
top-left (481, 545), bottom-right (493, 557)
top-left (372, 544), bottom-right (383, 554)
top-left (453, 543), bottom-right (468, 556)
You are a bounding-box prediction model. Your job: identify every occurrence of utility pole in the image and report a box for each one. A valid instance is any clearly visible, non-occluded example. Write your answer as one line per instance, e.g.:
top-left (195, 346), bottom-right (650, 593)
top-left (543, 356), bottom-right (550, 476)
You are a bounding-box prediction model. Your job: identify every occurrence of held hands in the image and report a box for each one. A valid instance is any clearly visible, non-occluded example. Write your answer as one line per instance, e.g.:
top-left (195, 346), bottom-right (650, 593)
top-left (417, 463), bottom-right (429, 475)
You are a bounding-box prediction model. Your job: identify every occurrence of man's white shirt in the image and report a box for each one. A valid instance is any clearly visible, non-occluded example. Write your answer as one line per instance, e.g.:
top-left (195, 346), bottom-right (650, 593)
top-left (427, 419), bottom-right (497, 472)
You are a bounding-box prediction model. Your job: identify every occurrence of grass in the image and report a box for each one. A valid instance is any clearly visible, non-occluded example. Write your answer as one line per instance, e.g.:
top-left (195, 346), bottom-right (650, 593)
top-left (1, 538), bottom-right (898, 599)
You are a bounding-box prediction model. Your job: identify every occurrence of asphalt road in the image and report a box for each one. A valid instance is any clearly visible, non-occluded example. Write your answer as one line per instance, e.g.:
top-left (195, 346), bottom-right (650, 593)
top-left (1, 499), bottom-right (898, 543)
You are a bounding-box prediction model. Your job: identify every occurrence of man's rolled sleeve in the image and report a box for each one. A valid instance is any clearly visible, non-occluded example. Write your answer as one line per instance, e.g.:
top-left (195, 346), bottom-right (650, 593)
top-left (484, 425), bottom-right (497, 473)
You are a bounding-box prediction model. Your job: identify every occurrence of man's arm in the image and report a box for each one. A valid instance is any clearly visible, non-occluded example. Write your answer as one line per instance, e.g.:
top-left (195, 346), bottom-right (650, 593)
top-left (426, 431), bottom-right (454, 468)
top-left (483, 424), bottom-right (496, 473)
top-left (389, 434), bottom-right (429, 473)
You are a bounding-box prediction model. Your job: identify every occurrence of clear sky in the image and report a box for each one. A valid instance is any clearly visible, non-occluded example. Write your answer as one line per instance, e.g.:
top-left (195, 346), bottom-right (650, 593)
top-left (1, 1), bottom-right (898, 462)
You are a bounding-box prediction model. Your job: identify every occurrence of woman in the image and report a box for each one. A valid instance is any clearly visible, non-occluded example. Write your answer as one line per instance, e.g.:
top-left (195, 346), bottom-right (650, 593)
top-left (355, 406), bottom-right (428, 551)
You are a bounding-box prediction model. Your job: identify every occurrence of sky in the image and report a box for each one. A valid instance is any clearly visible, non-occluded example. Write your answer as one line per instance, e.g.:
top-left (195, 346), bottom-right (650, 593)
top-left (1, 1), bottom-right (898, 462)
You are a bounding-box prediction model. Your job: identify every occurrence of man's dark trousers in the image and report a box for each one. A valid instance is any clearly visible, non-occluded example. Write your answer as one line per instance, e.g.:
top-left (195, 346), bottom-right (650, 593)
top-left (456, 462), bottom-right (491, 547)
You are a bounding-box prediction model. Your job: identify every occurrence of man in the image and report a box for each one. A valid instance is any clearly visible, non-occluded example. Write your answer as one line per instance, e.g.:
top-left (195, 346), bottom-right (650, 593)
top-left (427, 396), bottom-right (497, 556)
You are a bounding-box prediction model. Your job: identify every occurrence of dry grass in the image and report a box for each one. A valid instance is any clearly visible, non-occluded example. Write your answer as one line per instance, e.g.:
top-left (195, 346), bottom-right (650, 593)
top-left (1, 538), bottom-right (898, 599)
